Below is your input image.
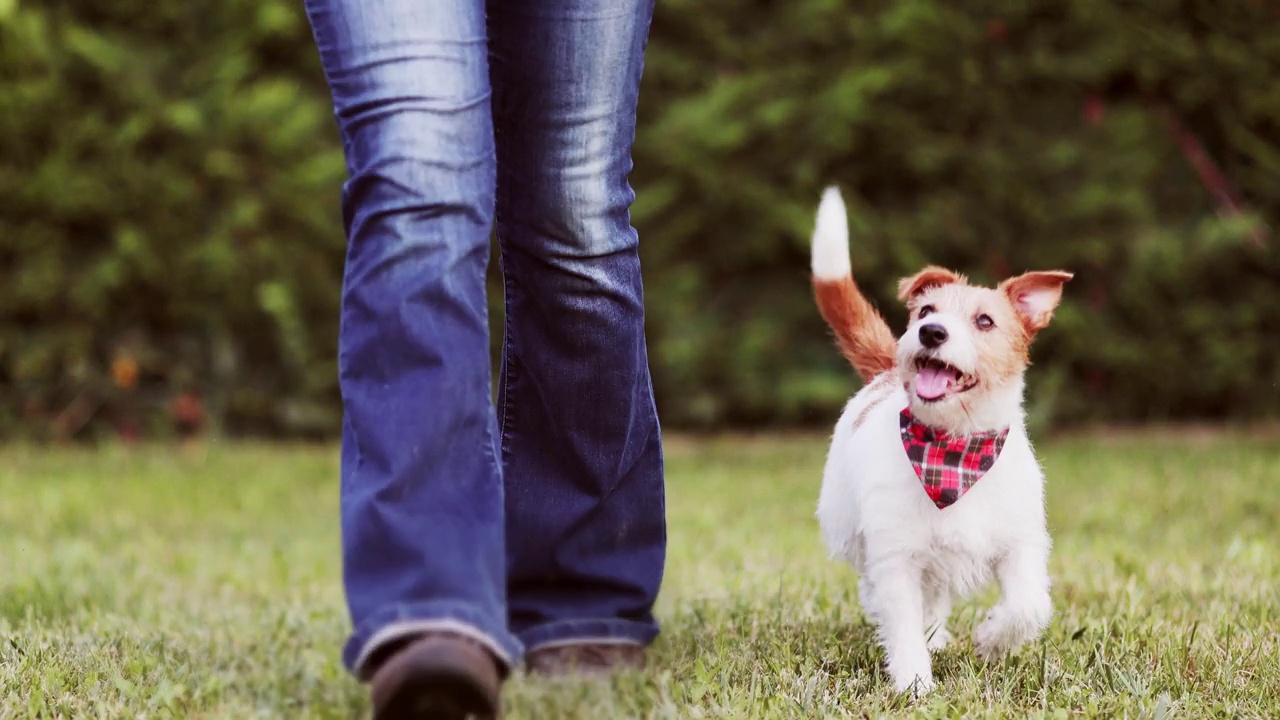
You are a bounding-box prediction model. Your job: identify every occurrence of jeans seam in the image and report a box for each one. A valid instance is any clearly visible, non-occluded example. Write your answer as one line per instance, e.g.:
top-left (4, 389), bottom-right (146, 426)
top-left (336, 294), bottom-right (367, 487)
top-left (481, 377), bottom-right (503, 479)
top-left (497, 236), bottom-right (519, 461)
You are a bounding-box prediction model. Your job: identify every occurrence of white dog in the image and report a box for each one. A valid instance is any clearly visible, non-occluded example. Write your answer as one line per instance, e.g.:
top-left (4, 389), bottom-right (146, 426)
top-left (810, 187), bottom-right (1072, 695)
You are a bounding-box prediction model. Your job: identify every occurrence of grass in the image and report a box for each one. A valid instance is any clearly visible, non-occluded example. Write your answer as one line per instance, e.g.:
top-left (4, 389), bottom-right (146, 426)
top-left (2, 430), bottom-right (1279, 718)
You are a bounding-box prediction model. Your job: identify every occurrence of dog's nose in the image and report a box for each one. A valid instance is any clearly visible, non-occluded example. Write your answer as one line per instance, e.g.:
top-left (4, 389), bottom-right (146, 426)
top-left (919, 323), bottom-right (948, 348)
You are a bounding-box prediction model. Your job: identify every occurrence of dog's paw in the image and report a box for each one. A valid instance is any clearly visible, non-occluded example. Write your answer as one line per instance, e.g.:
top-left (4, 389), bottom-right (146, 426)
top-left (892, 671), bottom-right (935, 697)
top-left (925, 625), bottom-right (952, 652)
top-left (973, 608), bottom-right (1030, 660)
top-left (973, 618), bottom-right (1015, 660)
top-left (888, 656), bottom-right (935, 697)
top-left (974, 597), bottom-right (1051, 660)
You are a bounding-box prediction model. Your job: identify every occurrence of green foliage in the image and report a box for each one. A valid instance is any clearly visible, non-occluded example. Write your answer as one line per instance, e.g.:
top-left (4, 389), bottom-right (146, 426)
top-left (635, 0), bottom-right (1280, 428)
top-left (1, 0), bottom-right (1278, 438)
top-left (0, 0), bottom-right (345, 438)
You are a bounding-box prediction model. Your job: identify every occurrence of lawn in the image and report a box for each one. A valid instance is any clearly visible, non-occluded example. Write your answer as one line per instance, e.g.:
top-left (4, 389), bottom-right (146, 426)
top-left (3, 430), bottom-right (1279, 718)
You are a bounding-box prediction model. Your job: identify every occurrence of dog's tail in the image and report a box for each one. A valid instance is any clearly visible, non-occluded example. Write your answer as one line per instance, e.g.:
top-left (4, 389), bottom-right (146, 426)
top-left (811, 187), bottom-right (897, 383)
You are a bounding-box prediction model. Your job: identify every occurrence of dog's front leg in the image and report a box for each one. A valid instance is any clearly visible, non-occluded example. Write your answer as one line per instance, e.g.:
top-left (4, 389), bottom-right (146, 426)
top-left (973, 543), bottom-right (1052, 659)
top-left (865, 562), bottom-right (934, 695)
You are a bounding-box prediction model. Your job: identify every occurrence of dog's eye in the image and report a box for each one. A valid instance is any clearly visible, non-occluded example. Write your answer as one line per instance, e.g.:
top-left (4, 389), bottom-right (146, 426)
top-left (918, 305), bottom-right (936, 319)
top-left (975, 314), bottom-right (995, 331)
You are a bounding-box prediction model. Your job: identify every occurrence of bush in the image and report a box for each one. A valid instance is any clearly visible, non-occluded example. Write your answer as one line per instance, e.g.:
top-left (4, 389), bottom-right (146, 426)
top-left (1, 0), bottom-right (1277, 439)
top-left (0, 0), bottom-right (345, 439)
top-left (634, 0), bottom-right (1280, 428)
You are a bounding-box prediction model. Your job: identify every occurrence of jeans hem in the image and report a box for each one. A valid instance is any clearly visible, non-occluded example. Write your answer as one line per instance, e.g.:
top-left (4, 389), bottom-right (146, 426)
top-left (517, 617), bottom-right (659, 652)
top-left (344, 601), bottom-right (524, 680)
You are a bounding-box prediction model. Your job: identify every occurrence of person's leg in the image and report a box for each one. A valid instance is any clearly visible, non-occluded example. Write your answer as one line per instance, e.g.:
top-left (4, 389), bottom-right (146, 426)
top-left (486, 0), bottom-right (666, 663)
top-left (302, 0), bottom-right (521, 689)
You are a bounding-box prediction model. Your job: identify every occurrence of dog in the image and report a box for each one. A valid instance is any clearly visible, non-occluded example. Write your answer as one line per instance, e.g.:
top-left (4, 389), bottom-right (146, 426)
top-left (809, 187), bottom-right (1072, 695)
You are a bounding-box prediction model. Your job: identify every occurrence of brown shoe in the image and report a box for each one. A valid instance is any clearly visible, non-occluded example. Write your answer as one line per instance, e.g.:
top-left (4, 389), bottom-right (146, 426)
top-left (525, 643), bottom-right (646, 679)
top-left (368, 633), bottom-right (503, 720)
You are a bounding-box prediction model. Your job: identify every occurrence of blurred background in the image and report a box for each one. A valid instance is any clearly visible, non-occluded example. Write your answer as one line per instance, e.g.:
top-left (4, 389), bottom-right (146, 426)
top-left (1, 0), bottom-right (1277, 442)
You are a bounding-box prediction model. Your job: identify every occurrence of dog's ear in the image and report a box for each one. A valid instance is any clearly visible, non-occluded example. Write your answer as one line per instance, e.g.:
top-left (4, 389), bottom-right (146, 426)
top-left (897, 266), bottom-right (963, 301)
top-left (999, 270), bottom-right (1073, 332)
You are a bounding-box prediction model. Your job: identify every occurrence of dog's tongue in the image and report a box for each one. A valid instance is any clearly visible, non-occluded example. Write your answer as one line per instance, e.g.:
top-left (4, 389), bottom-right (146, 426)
top-left (915, 365), bottom-right (955, 400)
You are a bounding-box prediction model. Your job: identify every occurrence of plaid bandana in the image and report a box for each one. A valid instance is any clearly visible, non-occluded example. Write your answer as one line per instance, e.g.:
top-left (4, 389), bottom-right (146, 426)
top-left (899, 407), bottom-right (1009, 509)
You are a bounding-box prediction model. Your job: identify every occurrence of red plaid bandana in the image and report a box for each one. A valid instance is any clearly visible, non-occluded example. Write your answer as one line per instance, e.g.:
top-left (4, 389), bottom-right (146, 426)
top-left (899, 407), bottom-right (1009, 509)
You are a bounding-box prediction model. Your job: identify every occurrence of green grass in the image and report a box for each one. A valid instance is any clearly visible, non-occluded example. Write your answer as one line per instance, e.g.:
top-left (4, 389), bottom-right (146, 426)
top-left (3, 430), bottom-right (1279, 718)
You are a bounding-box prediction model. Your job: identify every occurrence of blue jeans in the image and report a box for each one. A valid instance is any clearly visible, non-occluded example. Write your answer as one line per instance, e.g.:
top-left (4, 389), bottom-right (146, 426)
top-left (303, 0), bottom-right (666, 677)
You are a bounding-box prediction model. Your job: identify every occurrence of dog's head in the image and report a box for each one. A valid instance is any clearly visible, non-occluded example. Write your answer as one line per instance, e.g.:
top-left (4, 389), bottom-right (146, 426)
top-left (894, 267), bottom-right (1072, 432)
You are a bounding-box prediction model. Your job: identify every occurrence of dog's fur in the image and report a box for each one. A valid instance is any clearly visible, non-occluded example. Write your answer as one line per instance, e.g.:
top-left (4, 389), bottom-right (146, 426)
top-left (810, 187), bottom-right (1072, 695)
